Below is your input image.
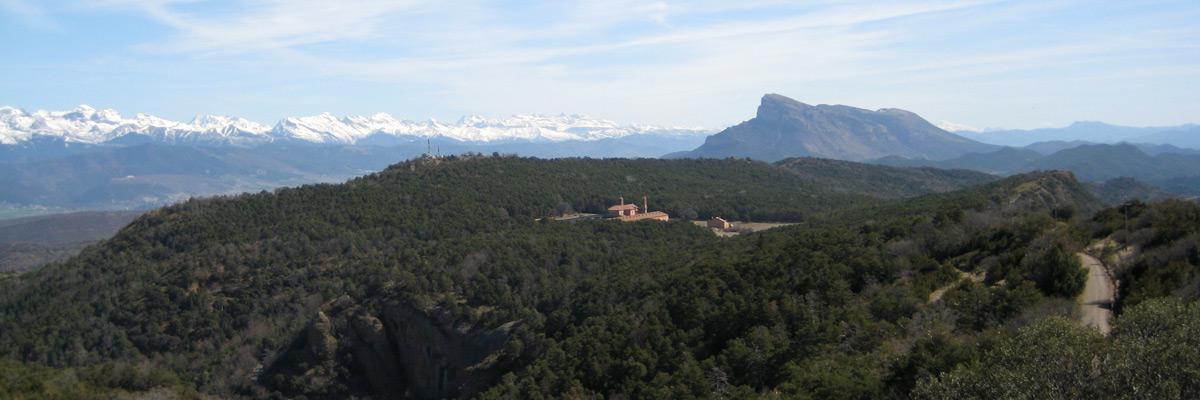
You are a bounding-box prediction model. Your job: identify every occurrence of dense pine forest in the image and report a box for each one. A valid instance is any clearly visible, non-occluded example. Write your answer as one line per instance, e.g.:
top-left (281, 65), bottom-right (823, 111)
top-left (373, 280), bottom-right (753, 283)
top-left (1, 155), bottom-right (1197, 399)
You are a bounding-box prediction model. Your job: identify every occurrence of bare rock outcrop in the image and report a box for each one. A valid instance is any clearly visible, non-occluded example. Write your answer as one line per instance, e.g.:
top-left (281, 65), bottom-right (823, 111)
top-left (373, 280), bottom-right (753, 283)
top-left (263, 298), bottom-right (518, 399)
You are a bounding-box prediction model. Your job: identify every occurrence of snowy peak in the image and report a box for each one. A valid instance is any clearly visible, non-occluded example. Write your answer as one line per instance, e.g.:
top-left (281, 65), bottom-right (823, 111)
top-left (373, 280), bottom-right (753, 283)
top-left (189, 114), bottom-right (271, 133)
top-left (269, 112), bottom-right (707, 144)
top-left (0, 105), bottom-right (710, 146)
top-left (0, 105), bottom-right (276, 145)
top-left (274, 113), bottom-right (364, 144)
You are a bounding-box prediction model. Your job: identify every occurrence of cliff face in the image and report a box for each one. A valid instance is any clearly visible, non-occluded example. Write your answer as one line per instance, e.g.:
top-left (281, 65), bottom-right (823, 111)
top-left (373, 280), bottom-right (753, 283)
top-left (266, 298), bottom-right (517, 399)
top-left (681, 94), bottom-right (996, 161)
top-left (377, 304), bottom-right (514, 398)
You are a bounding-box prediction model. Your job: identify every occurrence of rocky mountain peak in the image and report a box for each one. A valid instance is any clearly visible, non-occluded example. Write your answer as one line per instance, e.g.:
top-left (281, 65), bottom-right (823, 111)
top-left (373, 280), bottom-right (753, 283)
top-left (756, 93), bottom-right (812, 120)
top-left (680, 93), bottom-right (996, 162)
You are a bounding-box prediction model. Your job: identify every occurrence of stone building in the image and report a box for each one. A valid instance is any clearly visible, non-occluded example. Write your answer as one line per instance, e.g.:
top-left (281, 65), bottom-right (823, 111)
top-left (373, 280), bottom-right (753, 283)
top-left (707, 217), bottom-right (732, 230)
top-left (607, 196), bottom-right (669, 222)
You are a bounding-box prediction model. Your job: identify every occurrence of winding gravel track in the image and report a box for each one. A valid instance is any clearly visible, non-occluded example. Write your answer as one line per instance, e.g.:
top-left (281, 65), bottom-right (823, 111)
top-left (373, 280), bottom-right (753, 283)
top-left (1076, 252), bottom-right (1115, 335)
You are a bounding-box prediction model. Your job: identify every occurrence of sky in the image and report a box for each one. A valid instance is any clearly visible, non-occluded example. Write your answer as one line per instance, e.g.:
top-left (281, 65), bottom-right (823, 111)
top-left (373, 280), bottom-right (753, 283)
top-left (1, 0), bottom-right (1197, 130)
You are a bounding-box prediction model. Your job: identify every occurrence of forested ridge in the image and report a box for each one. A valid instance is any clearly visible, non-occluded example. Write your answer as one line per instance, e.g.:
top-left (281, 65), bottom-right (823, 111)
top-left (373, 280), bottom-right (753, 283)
top-left (0, 155), bottom-right (1196, 399)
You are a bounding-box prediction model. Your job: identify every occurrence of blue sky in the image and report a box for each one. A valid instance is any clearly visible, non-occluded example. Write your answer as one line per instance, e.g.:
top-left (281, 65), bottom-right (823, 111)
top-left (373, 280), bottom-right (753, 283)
top-left (1, 0), bottom-right (1197, 130)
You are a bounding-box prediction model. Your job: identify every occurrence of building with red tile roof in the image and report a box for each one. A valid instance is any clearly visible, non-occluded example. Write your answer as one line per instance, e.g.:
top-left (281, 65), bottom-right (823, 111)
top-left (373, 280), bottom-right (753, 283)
top-left (607, 196), bottom-right (668, 222)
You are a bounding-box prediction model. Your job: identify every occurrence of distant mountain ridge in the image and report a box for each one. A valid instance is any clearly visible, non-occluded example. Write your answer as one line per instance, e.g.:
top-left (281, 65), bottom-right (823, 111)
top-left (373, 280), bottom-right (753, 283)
top-left (0, 105), bottom-right (708, 146)
top-left (674, 94), bottom-right (997, 161)
top-left (873, 142), bottom-right (1200, 197)
top-left (959, 121), bottom-right (1200, 148)
top-left (0, 136), bottom-right (713, 211)
top-left (0, 105), bottom-right (713, 213)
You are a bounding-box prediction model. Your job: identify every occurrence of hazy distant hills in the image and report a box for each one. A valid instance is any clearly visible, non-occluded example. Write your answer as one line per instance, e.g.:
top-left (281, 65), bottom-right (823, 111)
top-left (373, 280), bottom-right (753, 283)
top-left (0, 144), bottom-right (379, 210)
top-left (1014, 140), bottom-right (1200, 156)
top-left (0, 211), bottom-right (141, 273)
top-left (672, 94), bottom-right (997, 161)
top-left (0, 106), bottom-right (709, 213)
top-left (0, 136), bottom-right (714, 212)
top-left (1083, 177), bottom-right (1175, 205)
top-left (2, 97), bottom-right (1197, 214)
top-left (959, 121), bottom-right (1200, 148)
top-left (874, 143), bottom-right (1200, 196)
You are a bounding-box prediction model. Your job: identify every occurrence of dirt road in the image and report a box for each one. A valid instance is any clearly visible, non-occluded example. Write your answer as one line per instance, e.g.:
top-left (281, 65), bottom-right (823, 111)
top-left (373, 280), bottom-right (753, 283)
top-left (1076, 252), bottom-right (1115, 335)
top-left (927, 270), bottom-right (986, 303)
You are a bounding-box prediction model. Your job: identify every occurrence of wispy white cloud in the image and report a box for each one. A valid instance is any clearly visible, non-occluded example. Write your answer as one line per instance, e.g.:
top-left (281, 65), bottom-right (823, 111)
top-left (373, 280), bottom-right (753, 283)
top-left (100, 1), bottom-right (981, 64)
top-left (0, 0), bottom-right (60, 30)
top-left (9, 0), bottom-right (1200, 128)
top-left (100, 0), bottom-right (431, 55)
top-left (236, 1), bottom-right (995, 122)
top-left (236, 1), bottom-right (982, 81)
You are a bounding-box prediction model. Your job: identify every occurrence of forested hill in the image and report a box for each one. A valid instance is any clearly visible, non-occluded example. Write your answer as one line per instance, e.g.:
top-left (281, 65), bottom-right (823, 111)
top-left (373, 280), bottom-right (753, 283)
top-left (351, 155), bottom-right (996, 221)
top-left (776, 157), bottom-right (995, 199)
top-left (826, 170), bottom-right (1104, 225)
top-left (0, 155), bottom-right (1195, 399)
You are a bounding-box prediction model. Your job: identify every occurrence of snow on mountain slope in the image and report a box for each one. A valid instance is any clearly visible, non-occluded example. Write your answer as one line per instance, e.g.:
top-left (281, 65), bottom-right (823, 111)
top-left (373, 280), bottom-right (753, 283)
top-left (0, 105), bottom-right (272, 145)
top-left (190, 114), bottom-right (273, 136)
top-left (272, 112), bottom-right (707, 143)
top-left (0, 105), bottom-right (708, 146)
top-left (274, 113), bottom-right (365, 144)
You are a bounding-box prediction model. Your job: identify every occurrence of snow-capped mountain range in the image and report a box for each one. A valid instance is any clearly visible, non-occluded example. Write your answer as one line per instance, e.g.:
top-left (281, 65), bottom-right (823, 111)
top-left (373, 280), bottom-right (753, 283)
top-left (0, 105), bottom-right (708, 146)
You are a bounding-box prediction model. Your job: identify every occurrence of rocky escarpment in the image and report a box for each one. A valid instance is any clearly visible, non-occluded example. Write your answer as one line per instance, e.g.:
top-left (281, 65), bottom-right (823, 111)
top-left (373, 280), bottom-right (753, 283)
top-left (678, 93), bottom-right (996, 161)
top-left (264, 297), bottom-right (519, 399)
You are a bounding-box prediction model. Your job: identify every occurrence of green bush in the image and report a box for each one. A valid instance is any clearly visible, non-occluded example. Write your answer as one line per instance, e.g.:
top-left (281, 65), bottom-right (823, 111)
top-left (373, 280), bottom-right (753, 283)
top-left (916, 298), bottom-right (1200, 400)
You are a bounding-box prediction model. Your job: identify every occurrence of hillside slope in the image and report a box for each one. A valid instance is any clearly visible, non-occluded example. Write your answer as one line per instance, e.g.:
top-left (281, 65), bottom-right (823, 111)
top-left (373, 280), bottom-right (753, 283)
top-left (776, 157), bottom-right (996, 198)
top-left (0, 156), bottom-right (1155, 399)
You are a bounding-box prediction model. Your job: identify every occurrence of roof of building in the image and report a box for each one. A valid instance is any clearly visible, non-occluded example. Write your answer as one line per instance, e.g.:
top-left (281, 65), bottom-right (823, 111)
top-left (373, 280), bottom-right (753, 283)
top-left (607, 204), bottom-right (638, 210)
top-left (616, 211), bottom-right (668, 221)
